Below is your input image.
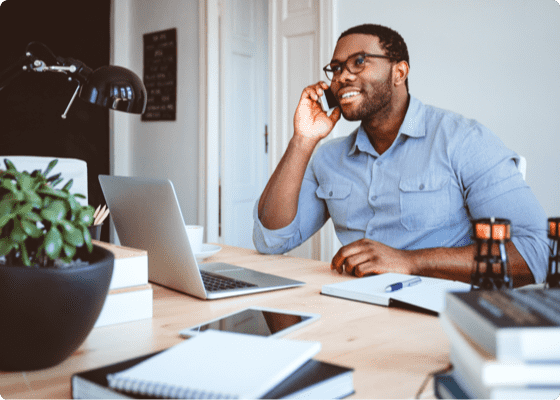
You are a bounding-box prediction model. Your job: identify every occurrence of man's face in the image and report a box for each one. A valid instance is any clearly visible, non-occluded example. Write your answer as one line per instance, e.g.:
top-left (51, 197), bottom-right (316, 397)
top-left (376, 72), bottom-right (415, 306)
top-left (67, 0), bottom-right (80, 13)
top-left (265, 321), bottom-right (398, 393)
top-left (329, 34), bottom-right (395, 121)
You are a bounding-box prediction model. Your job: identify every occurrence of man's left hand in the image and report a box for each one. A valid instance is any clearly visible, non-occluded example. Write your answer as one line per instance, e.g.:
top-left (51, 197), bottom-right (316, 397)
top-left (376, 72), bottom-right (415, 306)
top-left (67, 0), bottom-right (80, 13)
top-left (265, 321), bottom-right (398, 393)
top-left (331, 238), bottom-right (418, 277)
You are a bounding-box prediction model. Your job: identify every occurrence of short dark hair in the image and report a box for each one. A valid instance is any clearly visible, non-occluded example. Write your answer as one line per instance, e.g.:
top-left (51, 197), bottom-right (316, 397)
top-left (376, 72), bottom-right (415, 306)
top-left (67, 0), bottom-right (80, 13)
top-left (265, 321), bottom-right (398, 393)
top-left (338, 24), bottom-right (409, 92)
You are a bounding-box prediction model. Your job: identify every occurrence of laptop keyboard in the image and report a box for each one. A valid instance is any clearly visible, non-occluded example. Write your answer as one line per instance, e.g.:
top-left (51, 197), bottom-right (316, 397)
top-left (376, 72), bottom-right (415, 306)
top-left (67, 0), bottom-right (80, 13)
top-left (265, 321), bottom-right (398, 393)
top-left (200, 270), bottom-right (257, 292)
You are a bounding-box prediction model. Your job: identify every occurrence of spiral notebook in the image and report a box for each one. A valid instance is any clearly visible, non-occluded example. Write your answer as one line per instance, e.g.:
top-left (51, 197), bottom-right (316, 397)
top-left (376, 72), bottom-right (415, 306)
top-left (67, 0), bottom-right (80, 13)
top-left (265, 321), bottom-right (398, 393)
top-left (106, 330), bottom-right (321, 399)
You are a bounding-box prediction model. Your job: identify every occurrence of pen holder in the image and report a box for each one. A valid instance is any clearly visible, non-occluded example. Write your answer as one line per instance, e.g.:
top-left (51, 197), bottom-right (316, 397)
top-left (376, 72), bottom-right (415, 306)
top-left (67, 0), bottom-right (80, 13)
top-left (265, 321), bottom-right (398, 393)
top-left (547, 218), bottom-right (560, 289)
top-left (470, 217), bottom-right (512, 290)
top-left (87, 224), bottom-right (102, 241)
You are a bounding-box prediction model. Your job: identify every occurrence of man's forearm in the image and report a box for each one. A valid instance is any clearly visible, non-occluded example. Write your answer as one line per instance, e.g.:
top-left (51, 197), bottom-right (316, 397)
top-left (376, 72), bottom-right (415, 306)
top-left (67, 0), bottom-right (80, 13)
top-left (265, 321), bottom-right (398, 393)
top-left (258, 135), bottom-right (318, 230)
top-left (411, 242), bottom-right (535, 287)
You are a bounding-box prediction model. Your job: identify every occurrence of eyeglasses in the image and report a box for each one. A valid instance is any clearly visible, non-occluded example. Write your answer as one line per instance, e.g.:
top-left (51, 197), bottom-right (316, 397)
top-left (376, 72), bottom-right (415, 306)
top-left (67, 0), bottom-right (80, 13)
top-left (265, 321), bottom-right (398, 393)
top-left (323, 52), bottom-right (395, 81)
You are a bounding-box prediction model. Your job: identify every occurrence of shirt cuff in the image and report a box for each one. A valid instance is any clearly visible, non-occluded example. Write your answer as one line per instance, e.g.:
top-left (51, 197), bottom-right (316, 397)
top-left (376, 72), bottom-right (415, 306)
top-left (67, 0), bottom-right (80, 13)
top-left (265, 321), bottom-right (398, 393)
top-left (252, 199), bottom-right (301, 252)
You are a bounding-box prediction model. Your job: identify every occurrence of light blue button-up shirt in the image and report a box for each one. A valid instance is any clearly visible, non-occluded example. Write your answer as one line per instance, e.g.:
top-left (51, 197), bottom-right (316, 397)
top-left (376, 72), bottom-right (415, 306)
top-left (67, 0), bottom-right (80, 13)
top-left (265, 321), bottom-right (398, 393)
top-left (253, 96), bottom-right (549, 283)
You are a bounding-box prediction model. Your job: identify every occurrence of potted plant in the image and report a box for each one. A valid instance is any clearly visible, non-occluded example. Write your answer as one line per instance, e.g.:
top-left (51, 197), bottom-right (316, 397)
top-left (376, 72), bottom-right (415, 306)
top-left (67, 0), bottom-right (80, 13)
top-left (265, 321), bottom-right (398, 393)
top-left (0, 158), bottom-right (114, 371)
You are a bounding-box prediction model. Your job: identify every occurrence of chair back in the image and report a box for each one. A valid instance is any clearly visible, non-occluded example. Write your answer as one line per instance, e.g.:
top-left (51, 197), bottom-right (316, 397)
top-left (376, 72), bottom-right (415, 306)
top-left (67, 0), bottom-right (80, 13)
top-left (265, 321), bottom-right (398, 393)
top-left (517, 155), bottom-right (527, 181)
top-left (0, 156), bottom-right (88, 205)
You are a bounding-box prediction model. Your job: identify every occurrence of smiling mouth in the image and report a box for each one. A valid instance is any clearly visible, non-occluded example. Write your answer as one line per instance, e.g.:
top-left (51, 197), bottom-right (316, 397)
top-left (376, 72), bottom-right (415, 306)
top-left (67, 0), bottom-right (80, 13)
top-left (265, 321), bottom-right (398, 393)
top-left (339, 91), bottom-right (361, 103)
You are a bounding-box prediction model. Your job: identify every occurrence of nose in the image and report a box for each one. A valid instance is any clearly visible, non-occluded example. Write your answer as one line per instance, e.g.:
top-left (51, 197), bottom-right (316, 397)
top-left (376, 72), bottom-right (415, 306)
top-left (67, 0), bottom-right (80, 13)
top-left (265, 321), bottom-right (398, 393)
top-left (336, 64), bottom-right (357, 84)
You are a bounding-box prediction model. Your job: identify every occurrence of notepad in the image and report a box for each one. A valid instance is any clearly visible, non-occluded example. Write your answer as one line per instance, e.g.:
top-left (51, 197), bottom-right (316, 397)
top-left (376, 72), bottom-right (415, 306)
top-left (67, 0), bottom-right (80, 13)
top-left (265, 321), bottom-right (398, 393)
top-left (106, 329), bottom-right (321, 399)
top-left (321, 273), bottom-right (470, 314)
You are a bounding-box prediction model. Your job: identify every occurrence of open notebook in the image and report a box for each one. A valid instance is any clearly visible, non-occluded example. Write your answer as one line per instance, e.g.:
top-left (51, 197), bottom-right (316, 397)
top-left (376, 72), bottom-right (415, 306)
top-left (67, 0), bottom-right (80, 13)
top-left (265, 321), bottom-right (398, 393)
top-left (321, 273), bottom-right (470, 314)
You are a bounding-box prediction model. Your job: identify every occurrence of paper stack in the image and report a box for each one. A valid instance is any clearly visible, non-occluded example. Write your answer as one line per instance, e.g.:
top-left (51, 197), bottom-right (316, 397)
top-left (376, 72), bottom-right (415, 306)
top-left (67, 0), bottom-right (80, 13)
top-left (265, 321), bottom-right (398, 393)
top-left (93, 241), bottom-right (152, 328)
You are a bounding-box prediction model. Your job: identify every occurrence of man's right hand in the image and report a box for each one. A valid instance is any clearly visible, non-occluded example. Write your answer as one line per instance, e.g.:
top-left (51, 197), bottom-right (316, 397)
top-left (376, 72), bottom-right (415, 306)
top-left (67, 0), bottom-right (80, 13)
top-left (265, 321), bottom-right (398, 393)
top-left (294, 81), bottom-right (341, 144)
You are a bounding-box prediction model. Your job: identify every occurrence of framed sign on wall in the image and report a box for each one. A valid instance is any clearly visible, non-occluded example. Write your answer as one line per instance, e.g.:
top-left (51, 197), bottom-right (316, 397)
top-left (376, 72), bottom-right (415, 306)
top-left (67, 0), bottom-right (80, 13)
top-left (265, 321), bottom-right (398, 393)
top-left (142, 28), bottom-right (177, 121)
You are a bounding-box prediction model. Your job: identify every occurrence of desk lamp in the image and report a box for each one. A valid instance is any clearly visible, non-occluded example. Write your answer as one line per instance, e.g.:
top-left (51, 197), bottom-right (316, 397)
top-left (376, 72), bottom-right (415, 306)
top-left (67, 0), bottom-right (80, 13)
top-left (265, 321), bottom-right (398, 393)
top-left (548, 217), bottom-right (560, 288)
top-left (0, 41), bottom-right (146, 118)
top-left (470, 217), bottom-right (512, 290)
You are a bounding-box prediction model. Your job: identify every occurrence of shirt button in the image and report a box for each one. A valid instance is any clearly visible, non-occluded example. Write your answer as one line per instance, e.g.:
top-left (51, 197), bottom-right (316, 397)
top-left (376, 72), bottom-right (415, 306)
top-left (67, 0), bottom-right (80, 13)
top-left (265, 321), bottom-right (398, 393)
top-left (419, 184), bottom-right (425, 190)
top-left (376, 161), bottom-right (382, 166)
top-left (329, 191), bottom-right (333, 196)
top-left (372, 195), bottom-right (378, 201)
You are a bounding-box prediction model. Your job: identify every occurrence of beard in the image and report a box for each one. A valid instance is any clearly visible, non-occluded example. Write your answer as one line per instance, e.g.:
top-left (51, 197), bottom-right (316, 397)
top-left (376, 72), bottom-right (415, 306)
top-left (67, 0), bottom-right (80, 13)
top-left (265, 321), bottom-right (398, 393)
top-left (340, 69), bottom-right (393, 121)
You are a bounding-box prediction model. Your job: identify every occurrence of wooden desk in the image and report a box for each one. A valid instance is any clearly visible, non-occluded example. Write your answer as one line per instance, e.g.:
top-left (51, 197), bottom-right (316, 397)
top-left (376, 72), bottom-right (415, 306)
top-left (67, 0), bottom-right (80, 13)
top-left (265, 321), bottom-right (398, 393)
top-left (1, 245), bottom-right (450, 399)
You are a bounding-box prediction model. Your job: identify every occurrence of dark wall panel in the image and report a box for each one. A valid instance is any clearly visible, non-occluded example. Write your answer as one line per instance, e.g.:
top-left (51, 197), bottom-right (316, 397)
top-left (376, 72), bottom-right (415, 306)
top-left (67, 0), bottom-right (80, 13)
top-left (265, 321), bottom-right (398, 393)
top-left (0, 0), bottom-right (111, 240)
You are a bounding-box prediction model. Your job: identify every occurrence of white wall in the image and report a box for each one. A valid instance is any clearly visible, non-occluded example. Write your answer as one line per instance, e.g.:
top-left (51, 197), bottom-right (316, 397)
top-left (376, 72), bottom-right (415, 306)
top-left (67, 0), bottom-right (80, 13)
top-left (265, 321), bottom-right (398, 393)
top-left (335, 0), bottom-right (560, 217)
top-left (112, 0), bottom-right (200, 227)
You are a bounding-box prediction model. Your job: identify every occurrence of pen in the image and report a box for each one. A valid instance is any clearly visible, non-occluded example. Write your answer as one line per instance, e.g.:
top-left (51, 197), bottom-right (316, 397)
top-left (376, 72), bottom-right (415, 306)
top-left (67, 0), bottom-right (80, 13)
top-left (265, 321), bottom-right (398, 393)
top-left (385, 276), bottom-right (422, 292)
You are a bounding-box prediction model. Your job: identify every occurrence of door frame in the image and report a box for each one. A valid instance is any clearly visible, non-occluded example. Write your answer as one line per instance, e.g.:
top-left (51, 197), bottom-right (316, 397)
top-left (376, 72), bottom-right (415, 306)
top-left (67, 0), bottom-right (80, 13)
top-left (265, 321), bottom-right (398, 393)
top-left (199, 0), bottom-right (337, 258)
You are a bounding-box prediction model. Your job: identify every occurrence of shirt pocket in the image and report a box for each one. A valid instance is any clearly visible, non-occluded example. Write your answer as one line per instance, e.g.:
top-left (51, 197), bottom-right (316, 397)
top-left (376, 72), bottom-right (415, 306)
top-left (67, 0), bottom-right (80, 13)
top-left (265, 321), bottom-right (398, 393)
top-left (316, 183), bottom-right (352, 228)
top-left (399, 175), bottom-right (450, 231)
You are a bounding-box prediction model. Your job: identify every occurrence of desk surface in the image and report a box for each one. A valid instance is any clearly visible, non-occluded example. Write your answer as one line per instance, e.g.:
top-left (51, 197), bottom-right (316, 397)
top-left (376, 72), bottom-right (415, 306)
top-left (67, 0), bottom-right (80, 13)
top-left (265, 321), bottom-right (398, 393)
top-left (1, 244), bottom-right (449, 399)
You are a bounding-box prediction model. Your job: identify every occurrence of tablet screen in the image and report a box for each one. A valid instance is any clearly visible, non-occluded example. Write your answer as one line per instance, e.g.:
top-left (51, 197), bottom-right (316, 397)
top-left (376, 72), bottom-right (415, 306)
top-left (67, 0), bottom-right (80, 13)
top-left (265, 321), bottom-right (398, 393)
top-left (180, 308), bottom-right (318, 338)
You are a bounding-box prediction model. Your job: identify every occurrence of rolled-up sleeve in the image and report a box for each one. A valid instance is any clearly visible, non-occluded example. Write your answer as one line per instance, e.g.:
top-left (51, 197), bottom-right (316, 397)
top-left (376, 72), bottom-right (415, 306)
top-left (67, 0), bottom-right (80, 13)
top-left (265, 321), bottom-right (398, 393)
top-left (455, 125), bottom-right (549, 283)
top-left (253, 157), bottom-right (330, 254)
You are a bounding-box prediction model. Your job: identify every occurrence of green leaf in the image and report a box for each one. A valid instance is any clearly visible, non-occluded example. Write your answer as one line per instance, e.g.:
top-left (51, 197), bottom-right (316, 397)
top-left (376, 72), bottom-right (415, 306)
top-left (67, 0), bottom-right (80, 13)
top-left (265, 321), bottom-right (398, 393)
top-left (46, 172), bottom-right (61, 183)
top-left (4, 159), bottom-right (16, 171)
top-left (21, 219), bottom-right (43, 238)
top-left (44, 227), bottom-right (63, 259)
top-left (0, 212), bottom-right (15, 228)
top-left (1, 179), bottom-right (17, 192)
top-left (44, 159), bottom-right (58, 177)
top-left (51, 178), bottom-right (63, 188)
top-left (37, 185), bottom-right (68, 199)
top-left (41, 200), bottom-right (68, 223)
top-left (78, 207), bottom-right (95, 226)
top-left (61, 221), bottom-right (84, 247)
top-left (0, 198), bottom-right (14, 217)
top-left (0, 238), bottom-right (15, 256)
top-left (74, 193), bottom-right (86, 199)
top-left (3, 191), bottom-right (24, 202)
top-left (62, 179), bottom-right (74, 191)
top-left (10, 221), bottom-right (27, 243)
top-left (82, 225), bottom-right (93, 252)
top-left (15, 203), bottom-right (33, 216)
top-left (19, 174), bottom-right (33, 191)
top-left (22, 189), bottom-right (42, 208)
top-left (63, 243), bottom-right (77, 259)
top-left (67, 195), bottom-right (81, 214)
top-left (24, 211), bottom-right (42, 222)
top-left (20, 242), bottom-right (31, 267)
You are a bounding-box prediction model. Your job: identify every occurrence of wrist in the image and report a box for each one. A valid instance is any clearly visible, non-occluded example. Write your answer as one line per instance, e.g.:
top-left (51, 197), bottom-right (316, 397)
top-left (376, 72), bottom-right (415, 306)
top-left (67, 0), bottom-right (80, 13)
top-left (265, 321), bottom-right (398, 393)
top-left (290, 134), bottom-right (320, 154)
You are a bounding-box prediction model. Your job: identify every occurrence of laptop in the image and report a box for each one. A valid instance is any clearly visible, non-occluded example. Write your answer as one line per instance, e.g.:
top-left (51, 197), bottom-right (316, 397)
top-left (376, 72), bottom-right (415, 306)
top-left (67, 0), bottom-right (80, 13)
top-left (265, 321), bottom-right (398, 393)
top-left (98, 175), bottom-right (304, 300)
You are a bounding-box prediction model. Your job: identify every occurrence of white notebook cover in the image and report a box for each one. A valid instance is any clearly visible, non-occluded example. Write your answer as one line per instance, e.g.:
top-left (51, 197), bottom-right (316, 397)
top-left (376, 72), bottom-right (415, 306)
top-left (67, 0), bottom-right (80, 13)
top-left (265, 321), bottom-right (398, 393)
top-left (321, 273), bottom-right (470, 314)
top-left (107, 329), bottom-right (321, 399)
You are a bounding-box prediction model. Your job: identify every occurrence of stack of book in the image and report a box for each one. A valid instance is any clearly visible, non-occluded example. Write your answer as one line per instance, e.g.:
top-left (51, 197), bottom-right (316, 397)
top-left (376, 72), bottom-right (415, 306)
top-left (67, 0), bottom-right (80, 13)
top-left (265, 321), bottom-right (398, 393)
top-left (93, 240), bottom-right (152, 328)
top-left (437, 288), bottom-right (560, 399)
top-left (72, 330), bottom-right (355, 399)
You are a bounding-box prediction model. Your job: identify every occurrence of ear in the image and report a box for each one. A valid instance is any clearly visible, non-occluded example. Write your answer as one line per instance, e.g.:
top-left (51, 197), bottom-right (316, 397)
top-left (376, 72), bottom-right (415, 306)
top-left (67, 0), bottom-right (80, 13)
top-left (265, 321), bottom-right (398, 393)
top-left (393, 61), bottom-right (409, 87)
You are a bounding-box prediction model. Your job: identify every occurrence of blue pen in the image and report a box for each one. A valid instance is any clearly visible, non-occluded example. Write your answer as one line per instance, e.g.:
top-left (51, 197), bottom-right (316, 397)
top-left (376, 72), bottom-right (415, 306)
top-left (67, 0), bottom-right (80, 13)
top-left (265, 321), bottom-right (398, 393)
top-left (385, 276), bottom-right (422, 292)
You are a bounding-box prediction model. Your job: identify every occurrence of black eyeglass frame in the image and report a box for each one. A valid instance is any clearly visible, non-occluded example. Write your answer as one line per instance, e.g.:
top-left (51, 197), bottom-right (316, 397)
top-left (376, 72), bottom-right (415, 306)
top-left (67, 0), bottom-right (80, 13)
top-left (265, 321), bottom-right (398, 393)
top-left (323, 52), bottom-right (396, 81)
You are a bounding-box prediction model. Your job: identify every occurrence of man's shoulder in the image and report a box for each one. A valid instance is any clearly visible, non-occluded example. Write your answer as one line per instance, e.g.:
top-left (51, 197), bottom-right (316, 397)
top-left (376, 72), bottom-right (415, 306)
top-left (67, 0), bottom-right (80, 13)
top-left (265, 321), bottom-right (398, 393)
top-left (421, 100), bottom-right (481, 132)
top-left (316, 128), bottom-right (359, 156)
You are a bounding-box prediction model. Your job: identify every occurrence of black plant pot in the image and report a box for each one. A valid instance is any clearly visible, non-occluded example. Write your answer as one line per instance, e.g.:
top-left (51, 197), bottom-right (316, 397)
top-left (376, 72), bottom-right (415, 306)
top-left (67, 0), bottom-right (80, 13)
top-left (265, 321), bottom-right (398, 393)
top-left (0, 244), bottom-right (114, 371)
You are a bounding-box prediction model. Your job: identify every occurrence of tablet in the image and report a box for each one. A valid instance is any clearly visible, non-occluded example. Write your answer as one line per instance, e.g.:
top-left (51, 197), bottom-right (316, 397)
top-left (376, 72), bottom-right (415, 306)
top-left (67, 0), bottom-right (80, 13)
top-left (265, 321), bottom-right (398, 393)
top-left (179, 307), bottom-right (320, 338)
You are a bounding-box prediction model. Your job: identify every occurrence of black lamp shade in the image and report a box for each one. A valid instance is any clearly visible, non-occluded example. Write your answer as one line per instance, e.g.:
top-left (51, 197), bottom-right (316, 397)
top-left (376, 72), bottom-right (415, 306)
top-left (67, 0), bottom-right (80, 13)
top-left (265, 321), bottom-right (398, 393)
top-left (79, 65), bottom-right (147, 114)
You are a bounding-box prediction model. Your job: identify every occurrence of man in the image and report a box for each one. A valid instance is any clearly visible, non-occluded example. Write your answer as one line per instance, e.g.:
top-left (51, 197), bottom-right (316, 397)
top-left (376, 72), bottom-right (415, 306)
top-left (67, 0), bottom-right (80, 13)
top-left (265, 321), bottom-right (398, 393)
top-left (253, 24), bottom-right (548, 287)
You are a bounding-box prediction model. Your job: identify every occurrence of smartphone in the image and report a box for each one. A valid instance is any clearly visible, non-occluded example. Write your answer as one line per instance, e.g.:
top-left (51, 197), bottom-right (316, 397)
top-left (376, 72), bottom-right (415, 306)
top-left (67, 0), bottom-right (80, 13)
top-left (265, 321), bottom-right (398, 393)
top-left (178, 306), bottom-right (320, 338)
top-left (319, 87), bottom-right (338, 111)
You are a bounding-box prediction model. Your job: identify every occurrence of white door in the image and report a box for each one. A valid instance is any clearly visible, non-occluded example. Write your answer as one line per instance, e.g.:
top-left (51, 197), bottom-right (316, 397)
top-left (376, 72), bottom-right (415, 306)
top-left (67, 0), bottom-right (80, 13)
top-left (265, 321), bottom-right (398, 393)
top-left (269, 0), bottom-right (335, 260)
top-left (220, 0), bottom-right (269, 249)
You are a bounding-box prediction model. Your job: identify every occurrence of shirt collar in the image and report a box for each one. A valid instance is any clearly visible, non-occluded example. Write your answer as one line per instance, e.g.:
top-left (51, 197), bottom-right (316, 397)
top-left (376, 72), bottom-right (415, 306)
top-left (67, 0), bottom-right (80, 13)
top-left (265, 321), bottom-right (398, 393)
top-left (348, 95), bottom-right (426, 156)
